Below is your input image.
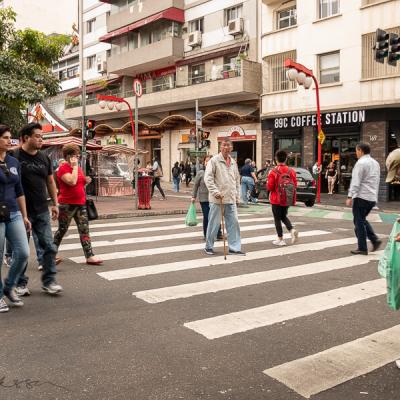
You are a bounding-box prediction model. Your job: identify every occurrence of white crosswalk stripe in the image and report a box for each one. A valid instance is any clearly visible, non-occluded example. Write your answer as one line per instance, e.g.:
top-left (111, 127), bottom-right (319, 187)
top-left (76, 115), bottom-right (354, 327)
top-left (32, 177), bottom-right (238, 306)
top-left (59, 214), bottom-right (392, 396)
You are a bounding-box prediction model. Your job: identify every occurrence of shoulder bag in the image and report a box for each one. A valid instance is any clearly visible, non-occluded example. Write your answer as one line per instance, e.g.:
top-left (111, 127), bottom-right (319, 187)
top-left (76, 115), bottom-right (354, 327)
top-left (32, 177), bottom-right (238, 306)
top-left (85, 198), bottom-right (98, 221)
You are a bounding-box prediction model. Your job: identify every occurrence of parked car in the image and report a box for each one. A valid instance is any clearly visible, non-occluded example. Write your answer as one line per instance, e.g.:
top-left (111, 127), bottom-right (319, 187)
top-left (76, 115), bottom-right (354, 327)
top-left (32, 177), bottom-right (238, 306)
top-left (254, 167), bottom-right (316, 207)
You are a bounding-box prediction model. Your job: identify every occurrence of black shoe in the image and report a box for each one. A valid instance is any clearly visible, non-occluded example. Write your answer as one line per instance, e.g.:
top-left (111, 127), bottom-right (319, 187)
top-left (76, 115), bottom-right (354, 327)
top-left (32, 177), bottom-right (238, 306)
top-left (350, 250), bottom-right (368, 255)
top-left (204, 248), bottom-right (215, 255)
top-left (371, 240), bottom-right (382, 252)
top-left (228, 249), bottom-right (246, 256)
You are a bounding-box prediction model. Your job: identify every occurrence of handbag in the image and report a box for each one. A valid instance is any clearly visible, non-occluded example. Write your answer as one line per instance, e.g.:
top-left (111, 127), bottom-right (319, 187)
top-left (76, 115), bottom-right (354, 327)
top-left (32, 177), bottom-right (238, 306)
top-left (154, 166), bottom-right (163, 178)
top-left (85, 198), bottom-right (98, 221)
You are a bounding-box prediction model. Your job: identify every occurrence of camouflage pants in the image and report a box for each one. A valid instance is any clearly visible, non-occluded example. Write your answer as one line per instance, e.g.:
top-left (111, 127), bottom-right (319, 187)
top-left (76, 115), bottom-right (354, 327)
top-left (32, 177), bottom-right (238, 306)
top-left (54, 204), bottom-right (94, 259)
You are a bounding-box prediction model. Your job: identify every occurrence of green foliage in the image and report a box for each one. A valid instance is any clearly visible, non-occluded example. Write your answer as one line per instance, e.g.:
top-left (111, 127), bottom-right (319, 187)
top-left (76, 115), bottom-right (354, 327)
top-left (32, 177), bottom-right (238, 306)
top-left (0, 7), bottom-right (70, 132)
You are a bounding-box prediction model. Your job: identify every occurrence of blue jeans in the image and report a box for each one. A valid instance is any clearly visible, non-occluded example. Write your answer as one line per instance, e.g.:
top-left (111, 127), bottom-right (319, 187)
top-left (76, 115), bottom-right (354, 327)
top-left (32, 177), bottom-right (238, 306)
top-left (17, 210), bottom-right (57, 287)
top-left (5, 230), bottom-right (44, 266)
top-left (241, 176), bottom-right (255, 205)
top-left (173, 176), bottom-right (180, 192)
top-left (200, 202), bottom-right (222, 239)
top-left (206, 203), bottom-right (241, 252)
top-left (352, 197), bottom-right (379, 252)
top-left (0, 212), bottom-right (30, 298)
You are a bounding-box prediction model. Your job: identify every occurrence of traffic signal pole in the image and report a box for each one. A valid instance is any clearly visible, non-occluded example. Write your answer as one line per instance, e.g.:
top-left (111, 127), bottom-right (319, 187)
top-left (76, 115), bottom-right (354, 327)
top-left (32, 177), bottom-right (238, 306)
top-left (195, 99), bottom-right (200, 173)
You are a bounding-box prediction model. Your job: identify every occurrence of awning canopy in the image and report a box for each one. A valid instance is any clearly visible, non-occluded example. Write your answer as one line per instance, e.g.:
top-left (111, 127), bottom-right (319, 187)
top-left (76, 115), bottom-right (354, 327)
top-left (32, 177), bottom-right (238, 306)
top-left (42, 137), bottom-right (102, 150)
top-left (67, 77), bottom-right (122, 97)
top-left (100, 8), bottom-right (184, 43)
top-left (100, 145), bottom-right (148, 155)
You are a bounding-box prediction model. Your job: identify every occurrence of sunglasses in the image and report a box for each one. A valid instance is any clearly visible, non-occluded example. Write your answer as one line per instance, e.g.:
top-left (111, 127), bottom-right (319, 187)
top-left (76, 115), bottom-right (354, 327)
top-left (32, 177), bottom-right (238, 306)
top-left (0, 162), bottom-right (10, 177)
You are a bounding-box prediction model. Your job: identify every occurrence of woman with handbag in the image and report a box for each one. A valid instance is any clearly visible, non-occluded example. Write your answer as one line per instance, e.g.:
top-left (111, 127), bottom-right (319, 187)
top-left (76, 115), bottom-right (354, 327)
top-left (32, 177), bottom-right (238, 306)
top-left (151, 157), bottom-right (166, 200)
top-left (0, 125), bottom-right (31, 313)
top-left (53, 144), bottom-right (103, 265)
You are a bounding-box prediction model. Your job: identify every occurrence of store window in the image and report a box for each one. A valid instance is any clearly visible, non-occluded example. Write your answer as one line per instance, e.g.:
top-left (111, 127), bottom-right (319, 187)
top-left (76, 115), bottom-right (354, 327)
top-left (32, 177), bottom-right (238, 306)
top-left (319, 0), bottom-right (340, 19)
top-left (189, 18), bottom-right (204, 33)
top-left (225, 4), bottom-right (243, 25)
top-left (86, 18), bottom-right (96, 34)
top-left (274, 135), bottom-right (302, 167)
top-left (277, 6), bottom-right (297, 30)
top-left (190, 64), bottom-right (205, 85)
top-left (319, 51), bottom-right (340, 84)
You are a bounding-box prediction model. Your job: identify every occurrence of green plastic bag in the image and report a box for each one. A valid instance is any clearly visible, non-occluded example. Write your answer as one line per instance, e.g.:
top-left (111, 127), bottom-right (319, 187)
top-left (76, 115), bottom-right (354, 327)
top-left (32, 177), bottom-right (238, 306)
top-left (185, 203), bottom-right (198, 227)
top-left (378, 221), bottom-right (400, 278)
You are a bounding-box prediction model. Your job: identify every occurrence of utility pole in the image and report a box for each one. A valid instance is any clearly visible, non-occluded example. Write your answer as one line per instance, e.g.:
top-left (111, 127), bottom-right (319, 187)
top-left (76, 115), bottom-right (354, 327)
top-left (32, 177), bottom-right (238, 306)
top-left (78, 0), bottom-right (87, 172)
top-left (134, 94), bottom-right (139, 210)
top-left (195, 99), bottom-right (201, 173)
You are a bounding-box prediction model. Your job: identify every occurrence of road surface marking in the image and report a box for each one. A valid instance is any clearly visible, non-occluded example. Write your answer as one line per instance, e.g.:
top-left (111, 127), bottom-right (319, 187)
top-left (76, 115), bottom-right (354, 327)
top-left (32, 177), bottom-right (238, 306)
top-left (264, 324), bottom-right (400, 399)
top-left (184, 279), bottom-right (386, 339)
top-left (133, 252), bottom-right (382, 303)
top-left (71, 228), bottom-right (327, 263)
top-left (97, 234), bottom-right (352, 280)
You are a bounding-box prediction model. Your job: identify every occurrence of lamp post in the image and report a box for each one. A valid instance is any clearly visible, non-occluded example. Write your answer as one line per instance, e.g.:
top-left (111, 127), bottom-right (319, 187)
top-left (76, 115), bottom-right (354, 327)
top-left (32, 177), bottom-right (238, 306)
top-left (97, 94), bottom-right (138, 210)
top-left (284, 58), bottom-right (323, 204)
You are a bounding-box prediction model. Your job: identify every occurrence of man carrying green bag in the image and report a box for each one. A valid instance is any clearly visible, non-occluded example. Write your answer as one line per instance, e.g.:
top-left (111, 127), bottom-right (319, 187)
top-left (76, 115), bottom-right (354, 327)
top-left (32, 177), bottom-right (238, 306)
top-left (185, 203), bottom-right (198, 227)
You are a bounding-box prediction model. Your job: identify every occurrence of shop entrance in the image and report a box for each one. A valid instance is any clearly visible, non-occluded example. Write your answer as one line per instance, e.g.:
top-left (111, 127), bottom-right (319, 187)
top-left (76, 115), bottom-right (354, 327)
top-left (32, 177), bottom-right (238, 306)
top-left (320, 134), bottom-right (359, 194)
top-left (221, 140), bottom-right (255, 169)
top-left (273, 134), bottom-right (302, 167)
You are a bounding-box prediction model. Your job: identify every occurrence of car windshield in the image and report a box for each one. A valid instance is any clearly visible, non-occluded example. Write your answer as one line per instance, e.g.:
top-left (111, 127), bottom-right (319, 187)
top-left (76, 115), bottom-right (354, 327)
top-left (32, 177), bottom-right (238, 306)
top-left (295, 168), bottom-right (313, 180)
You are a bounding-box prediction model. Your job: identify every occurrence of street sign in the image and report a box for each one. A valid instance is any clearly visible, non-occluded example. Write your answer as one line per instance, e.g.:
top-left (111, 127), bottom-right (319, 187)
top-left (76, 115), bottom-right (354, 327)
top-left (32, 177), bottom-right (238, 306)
top-left (133, 79), bottom-right (143, 97)
top-left (318, 130), bottom-right (326, 144)
top-left (196, 111), bottom-right (202, 128)
top-left (189, 150), bottom-right (207, 157)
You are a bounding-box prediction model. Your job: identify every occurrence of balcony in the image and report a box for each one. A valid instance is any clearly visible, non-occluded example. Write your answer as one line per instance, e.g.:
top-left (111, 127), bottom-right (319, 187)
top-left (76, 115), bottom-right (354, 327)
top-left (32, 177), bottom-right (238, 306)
top-left (107, 36), bottom-right (184, 75)
top-left (107, 0), bottom-right (184, 32)
top-left (64, 59), bottom-right (261, 119)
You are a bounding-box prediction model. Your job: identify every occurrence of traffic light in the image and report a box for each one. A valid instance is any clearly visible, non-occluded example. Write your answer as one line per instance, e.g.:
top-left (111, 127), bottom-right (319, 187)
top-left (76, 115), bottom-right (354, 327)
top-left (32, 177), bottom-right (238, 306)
top-left (374, 28), bottom-right (389, 63)
top-left (388, 32), bottom-right (400, 66)
top-left (85, 119), bottom-right (96, 140)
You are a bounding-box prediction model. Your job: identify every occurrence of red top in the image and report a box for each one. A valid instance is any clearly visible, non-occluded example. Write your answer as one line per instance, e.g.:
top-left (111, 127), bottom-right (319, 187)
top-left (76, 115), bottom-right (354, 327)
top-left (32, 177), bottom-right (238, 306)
top-left (57, 163), bottom-right (86, 205)
top-left (267, 164), bottom-right (297, 206)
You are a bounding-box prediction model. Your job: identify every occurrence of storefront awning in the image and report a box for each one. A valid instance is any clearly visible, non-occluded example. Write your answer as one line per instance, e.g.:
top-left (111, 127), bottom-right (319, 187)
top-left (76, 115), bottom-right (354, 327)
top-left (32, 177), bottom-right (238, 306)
top-left (43, 137), bottom-right (102, 150)
top-left (67, 77), bottom-right (122, 97)
top-left (100, 8), bottom-right (185, 43)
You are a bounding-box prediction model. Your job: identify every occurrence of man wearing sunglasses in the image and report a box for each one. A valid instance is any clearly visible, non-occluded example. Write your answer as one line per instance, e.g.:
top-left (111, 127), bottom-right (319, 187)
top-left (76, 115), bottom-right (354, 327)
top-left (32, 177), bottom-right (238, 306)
top-left (12, 123), bottom-right (63, 295)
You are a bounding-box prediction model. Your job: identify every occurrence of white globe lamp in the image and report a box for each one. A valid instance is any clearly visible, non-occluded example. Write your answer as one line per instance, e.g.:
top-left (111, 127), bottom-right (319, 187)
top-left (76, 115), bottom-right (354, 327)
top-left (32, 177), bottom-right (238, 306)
top-left (303, 76), bottom-right (313, 89)
top-left (115, 102), bottom-right (123, 111)
top-left (296, 72), bottom-right (307, 85)
top-left (99, 100), bottom-right (106, 109)
top-left (286, 68), bottom-right (298, 81)
top-left (107, 101), bottom-right (115, 110)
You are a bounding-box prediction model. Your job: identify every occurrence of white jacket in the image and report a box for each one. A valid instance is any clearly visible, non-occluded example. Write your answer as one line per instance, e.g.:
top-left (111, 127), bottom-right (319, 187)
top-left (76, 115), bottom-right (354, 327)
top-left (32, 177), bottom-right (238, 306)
top-left (204, 153), bottom-right (240, 204)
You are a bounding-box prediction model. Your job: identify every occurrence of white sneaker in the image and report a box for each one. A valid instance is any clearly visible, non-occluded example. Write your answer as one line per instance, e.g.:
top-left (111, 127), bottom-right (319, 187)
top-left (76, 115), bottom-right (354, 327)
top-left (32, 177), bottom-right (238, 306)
top-left (0, 297), bottom-right (9, 313)
top-left (272, 240), bottom-right (287, 246)
top-left (396, 360), bottom-right (400, 369)
top-left (15, 285), bottom-right (31, 297)
top-left (290, 229), bottom-right (299, 244)
top-left (38, 265), bottom-right (43, 271)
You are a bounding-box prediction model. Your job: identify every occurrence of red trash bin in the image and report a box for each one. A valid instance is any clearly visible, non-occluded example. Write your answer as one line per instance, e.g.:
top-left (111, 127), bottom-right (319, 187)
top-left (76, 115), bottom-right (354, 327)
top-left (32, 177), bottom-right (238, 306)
top-left (137, 176), bottom-right (152, 209)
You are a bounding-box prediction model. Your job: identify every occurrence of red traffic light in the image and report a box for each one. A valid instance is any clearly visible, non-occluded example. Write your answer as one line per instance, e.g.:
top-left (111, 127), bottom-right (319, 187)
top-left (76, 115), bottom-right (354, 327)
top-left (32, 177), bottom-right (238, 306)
top-left (86, 119), bottom-right (96, 129)
top-left (203, 131), bottom-right (210, 139)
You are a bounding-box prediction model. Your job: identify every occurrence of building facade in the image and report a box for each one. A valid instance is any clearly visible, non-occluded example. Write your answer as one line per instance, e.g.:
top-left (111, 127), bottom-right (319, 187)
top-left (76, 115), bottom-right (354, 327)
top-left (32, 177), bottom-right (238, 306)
top-left (64, 0), bottom-right (263, 181)
top-left (261, 0), bottom-right (400, 201)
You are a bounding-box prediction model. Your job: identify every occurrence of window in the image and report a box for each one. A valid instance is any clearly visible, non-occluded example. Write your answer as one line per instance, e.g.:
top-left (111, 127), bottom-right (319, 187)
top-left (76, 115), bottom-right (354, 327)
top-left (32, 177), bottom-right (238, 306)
top-left (86, 55), bottom-right (96, 70)
top-left (128, 31), bottom-right (139, 50)
top-left (190, 64), bottom-right (205, 85)
top-left (152, 74), bottom-right (175, 92)
top-left (319, 0), bottom-right (339, 19)
top-left (189, 18), bottom-right (204, 33)
top-left (86, 18), bottom-right (96, 33)
top-left (277, 6), bottom-right (297, 30)
top-left (264, 50), bottom-right (296, 93)
top-left (59, 69), bottom-right (68, 81)
top-left (362, 27), bottom-right (400, 79)
top-left (140, 27), bottom-right (153, 46)
top-left (225, 5), bottom-right (243, 25)
top-left (67, 66), bottom-right (79, 78)
top-left (319, 51), bottom-right (340, 84)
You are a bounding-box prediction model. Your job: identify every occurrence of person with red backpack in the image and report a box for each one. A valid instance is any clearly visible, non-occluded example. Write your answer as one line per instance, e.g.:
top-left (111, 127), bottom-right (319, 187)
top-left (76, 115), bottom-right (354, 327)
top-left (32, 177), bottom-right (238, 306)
top-left (267, 150), bottom-right (299, 246)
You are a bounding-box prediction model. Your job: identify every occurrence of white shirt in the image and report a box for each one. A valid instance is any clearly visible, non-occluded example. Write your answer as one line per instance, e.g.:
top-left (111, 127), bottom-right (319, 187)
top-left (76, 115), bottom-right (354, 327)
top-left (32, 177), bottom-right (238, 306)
top-left (348, 155), bottom-right (380, 202)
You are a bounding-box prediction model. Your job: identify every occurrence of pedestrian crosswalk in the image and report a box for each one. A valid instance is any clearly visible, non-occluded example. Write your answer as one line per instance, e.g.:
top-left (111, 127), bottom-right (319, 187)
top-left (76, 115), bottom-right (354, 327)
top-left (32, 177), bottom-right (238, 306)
top-left (58, 212), bottom-right (397, 398)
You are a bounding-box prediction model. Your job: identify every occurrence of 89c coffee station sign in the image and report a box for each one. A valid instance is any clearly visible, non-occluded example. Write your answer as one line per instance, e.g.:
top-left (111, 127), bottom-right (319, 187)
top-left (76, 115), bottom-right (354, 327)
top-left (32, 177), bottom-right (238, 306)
top-left (272, 110), bottom-right (366, 129)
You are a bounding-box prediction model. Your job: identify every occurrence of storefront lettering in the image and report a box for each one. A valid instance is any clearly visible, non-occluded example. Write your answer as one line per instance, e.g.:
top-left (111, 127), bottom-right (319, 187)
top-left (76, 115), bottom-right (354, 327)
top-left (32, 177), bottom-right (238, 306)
top-left (273, 110), bottom-right (366, 129)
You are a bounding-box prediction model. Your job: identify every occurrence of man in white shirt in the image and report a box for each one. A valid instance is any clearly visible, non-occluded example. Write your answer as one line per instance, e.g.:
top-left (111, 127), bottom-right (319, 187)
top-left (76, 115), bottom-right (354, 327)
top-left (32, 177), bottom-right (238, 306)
top-left (346, 143), bottom-right (381, 255)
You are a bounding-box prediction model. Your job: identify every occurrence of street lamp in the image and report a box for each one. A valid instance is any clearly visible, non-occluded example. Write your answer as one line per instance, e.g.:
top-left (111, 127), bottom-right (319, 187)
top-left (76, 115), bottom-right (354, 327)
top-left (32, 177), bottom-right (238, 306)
top-left (284, 58), bottom-right (323, 204)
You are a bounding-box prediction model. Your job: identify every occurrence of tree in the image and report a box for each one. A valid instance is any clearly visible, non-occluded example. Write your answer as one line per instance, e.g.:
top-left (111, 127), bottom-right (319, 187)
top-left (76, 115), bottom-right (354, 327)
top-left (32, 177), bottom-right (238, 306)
top-left (0, 7), bottom-right (70, 133)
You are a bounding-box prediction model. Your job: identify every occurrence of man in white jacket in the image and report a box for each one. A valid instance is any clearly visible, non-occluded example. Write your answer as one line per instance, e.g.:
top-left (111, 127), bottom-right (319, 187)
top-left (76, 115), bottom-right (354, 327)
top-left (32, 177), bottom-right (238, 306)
top-left (204, 139), bottom-right (244, 256)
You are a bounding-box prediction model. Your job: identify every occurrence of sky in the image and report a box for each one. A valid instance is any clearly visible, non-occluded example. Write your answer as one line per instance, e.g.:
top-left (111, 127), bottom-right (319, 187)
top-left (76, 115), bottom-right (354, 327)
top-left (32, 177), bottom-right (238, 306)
top-left (3, 0), bottom-right (78, 35)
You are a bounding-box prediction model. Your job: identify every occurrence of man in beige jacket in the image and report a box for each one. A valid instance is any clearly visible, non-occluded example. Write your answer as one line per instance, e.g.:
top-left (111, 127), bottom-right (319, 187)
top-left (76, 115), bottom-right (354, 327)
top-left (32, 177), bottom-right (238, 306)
top-left (204, 139), bottom-right (244, 256)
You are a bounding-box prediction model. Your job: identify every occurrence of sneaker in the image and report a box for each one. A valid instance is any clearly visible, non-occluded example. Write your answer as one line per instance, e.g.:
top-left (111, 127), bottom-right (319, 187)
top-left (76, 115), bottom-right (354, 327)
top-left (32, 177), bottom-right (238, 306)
top-left (290, 229), bottom-right (299, 245)
top-left (0, 297), bottom-right (9, 313)
top-left (38, 265), bottom-right (43, 271)
top-left (15, 285), bottom-right (31, 297)
top-left (396, 360), bottom-right (400, 369)
top-left (3, 288), bottom-right (24, 307)
top-left (272, 240), bottom-right (287, 246)
top-left (204, 248), bottom-right (215, 255)
top-left (228, 249), bottom-right (246, 256)
top-left (42, 283), bottom-right (63, 295)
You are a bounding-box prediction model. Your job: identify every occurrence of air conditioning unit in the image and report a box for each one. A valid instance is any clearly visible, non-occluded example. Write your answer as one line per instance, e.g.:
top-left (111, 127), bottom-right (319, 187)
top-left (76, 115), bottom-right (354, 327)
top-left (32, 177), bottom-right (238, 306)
top-left (188, 30), bottom-right (202, 47)
top-left (97, 61), bottom-right (107, 73)
top-left (228, 18), bottom-right (243, 36)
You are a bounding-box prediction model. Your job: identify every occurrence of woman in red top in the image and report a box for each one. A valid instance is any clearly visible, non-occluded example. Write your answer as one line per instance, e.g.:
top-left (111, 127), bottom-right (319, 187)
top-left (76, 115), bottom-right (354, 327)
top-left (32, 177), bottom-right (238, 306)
top-left (267, 150), bottom-right (299, 246)
top-left (53, 144), bottom-right (102, 265)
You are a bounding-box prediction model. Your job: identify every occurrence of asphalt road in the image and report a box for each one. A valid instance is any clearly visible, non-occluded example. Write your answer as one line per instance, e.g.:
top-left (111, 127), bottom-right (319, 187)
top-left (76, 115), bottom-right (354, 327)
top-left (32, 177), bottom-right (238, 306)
top-left (1, 206), bottom-right (399, 400)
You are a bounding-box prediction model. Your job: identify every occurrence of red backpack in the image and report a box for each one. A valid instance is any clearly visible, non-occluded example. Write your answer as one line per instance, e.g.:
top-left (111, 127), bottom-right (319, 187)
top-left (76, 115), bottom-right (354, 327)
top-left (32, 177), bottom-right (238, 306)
top-left (274, 167), bottom-right (296, 206)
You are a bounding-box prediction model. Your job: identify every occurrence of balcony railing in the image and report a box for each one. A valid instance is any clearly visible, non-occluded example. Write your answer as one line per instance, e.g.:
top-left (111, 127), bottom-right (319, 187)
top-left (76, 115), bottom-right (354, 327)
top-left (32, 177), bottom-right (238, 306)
top-left (65, 64), bottom-right (243, 109)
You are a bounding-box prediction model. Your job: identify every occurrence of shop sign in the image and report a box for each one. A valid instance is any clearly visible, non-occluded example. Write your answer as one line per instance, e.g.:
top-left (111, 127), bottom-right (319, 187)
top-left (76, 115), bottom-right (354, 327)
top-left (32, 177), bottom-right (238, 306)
top-left (218, 126), bottom-right (256, 141)
top-left (272, 110), bottom-right (366, 129)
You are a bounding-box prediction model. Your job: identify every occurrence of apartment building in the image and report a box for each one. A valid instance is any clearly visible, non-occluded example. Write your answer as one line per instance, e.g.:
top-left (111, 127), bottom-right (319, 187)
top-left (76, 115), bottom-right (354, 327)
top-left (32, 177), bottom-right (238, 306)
top-left (64, 0), bottom-right (262, 180)
top-left (261, 0), bottom-right (400, 201)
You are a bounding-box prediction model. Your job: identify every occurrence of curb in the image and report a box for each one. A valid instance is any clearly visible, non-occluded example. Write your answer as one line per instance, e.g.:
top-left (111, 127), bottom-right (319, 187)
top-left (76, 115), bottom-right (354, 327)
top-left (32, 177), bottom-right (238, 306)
top-left (97, 208), bottom-right (200, 220)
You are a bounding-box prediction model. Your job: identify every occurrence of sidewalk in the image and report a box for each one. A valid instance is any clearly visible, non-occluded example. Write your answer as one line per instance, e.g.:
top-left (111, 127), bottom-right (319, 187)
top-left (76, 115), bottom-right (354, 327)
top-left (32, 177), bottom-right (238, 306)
top-left (92, 181), bottom-right (399, 219)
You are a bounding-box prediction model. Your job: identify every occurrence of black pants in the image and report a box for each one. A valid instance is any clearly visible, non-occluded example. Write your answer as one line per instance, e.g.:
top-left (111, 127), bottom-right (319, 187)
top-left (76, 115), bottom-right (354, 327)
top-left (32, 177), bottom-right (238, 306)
top-left (271, 204), bottom-right (293, 238)
top-left (151, 177), bottom-right (166, 198)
